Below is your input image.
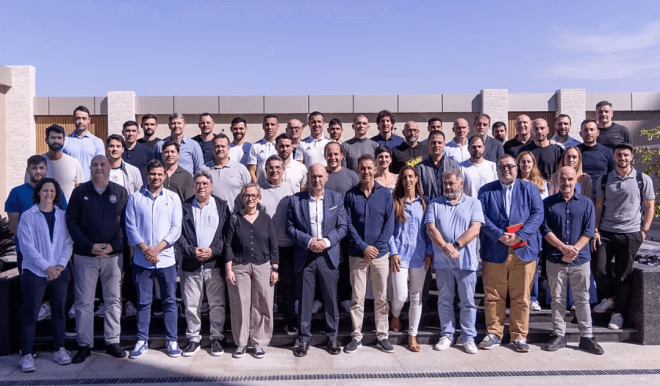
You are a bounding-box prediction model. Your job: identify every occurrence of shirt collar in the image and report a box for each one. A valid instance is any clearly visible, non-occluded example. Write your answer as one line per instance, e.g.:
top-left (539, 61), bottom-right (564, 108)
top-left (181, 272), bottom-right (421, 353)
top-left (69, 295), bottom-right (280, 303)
top-left (500, 179), bottom-right (516, 191)
top-left (141, 187), bottom-right (164, 199)
top-left (310, 192), bottom-right (324, 203)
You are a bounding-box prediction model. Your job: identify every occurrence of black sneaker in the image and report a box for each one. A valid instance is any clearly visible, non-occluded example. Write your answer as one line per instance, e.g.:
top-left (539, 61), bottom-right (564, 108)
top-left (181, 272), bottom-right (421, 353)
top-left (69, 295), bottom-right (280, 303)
top-left (182, 341), bottom-right (200, 357)
top-left (71, 346), bottom-right (91, 364)
top-left (579, 337), bottom-right (604, 355)
top-left (254, 347), bottom-right (265, 359)
top-left (344, 338), bottom-right (361, 354)
top-left (211, 339), bottom-right (224, 356)
top-left (543, 334), bottom-right (566, 352)
top-left (233, 346), bottom-right (247, 358)
top-left (106, 344), bottom-right (126, 359)
top-left (377, 339), bottom-right (394, 353)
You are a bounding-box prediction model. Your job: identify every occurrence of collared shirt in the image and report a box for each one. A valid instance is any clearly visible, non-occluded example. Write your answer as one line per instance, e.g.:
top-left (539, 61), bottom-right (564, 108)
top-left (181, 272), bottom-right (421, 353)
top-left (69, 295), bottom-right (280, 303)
top-left (388, 196), bottom-right (431, 269)
top-left (550, 134), bottom-right (581, 150)
top-left (257, 156), bottom-right (308, 189)
top-left (259, 181), bottom-right (298, 247)
top-left (229, 142), bottom-right (253, 166)
top-left (191, 135), bottom-right (215, 164)
top-left (248, 137), bottom-right (277, 174)
top-left (202, 159), bottom-right (251, 213)
top-left (192, 197), bottom-right (219, 249)
top-left (309, 193), bottom-right (331, 249)
top-left (596, 168), bottom-right (655, 233)
top-left (460, 159), bottom-right (498, 198)
top-left (426, 193), bottom-right (485, 271)
top-left (163, 165), bottom-right (195, 203)
top-left (62, 131), bottom-right (105, 181)
top-left (122, 143), bottom-right (154, 184)
top-left (298, 135), bottom-right (330, 168)
top-left (17, 206), bottom-right (73, 277)
top-left (109, 161), bottom-right (143, 194)
top-left (541, 193), bottom-right (595, 266)
top-left (125, 187), bottom-right (182, 269)
top-left (154, 136), bottom-right (204, 175)
top-left (344, 182), bottom-right (395, 258)
top-left (444, 139), bottom-right (470, 163)
top-left (371, 133), bottom-right (405, 149)
top-left (501, 180), bottom-right (516, 218)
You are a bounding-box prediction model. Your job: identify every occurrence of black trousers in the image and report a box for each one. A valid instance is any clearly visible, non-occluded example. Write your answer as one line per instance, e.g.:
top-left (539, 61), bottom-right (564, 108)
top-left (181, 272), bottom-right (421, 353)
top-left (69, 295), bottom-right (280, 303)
top-left (121, 244), bottom-right (138, 304)
top-left (337, 238), bottom-right (352, 303)
top-left (592, 230), bottom-right (643, 315)
top-left (297, 252), bottom-right (339, 343)
top-left (278, 246), bottom-right (297, 328)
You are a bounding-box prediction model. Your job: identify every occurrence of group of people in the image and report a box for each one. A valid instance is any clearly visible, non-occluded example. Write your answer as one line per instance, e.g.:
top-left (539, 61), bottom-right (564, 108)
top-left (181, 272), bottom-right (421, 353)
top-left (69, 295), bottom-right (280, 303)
top-left (5, 102), bottom-right (655, 373)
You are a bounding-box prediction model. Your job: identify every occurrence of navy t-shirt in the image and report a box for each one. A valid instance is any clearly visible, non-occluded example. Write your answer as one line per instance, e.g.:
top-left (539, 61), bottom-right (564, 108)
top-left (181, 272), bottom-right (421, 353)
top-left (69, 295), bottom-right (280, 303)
top-left (192, 135), bottom-right (215, 164)
top-left (122, 143), bottom-right (154, 184)
top-left (578, 143), bottom-right (614, 193)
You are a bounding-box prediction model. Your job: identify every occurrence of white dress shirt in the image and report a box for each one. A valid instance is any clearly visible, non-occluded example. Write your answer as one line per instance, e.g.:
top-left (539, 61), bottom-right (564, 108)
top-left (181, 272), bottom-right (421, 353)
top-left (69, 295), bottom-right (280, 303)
top-left (308, 193), bottom-right (331, 249)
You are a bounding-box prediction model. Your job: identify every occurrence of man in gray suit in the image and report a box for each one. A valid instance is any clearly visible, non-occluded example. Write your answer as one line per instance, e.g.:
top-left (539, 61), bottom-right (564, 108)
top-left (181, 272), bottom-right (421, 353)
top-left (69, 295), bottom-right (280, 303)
top-left (286, 164), bottom-right (347, 357)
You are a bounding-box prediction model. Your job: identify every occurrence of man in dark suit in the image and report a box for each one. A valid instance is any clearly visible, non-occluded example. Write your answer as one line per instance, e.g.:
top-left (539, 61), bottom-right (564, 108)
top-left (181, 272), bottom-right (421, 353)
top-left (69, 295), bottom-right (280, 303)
top-left (477, 154), bottom-right (544, 353)
top-left (177, 170), bottom-right (232, 357)
top-left (286, 164), bottom-right (347, 357)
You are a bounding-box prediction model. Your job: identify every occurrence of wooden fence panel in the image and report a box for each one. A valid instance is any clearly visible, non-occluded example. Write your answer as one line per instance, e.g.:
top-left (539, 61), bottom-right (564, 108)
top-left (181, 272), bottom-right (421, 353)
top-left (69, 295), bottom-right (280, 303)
top-left (507, 112), bottom-right (557, 141)
top-left (35, 116), bottom-right (107, 155)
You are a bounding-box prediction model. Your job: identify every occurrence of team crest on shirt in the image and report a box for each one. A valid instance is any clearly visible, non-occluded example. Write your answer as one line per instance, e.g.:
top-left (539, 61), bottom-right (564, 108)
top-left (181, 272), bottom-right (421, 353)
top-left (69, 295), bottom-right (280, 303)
top-left (109, 195), bottom-right (117, 204)
top-left (406, 156), bottom-right (423, 168)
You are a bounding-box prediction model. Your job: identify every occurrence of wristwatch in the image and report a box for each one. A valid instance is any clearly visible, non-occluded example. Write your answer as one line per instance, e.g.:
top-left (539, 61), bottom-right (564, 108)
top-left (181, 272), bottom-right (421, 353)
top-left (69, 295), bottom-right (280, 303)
top-left (452, 241), bottom-right (461, 249)
top-left (271, 266), bottom-right (279, 272)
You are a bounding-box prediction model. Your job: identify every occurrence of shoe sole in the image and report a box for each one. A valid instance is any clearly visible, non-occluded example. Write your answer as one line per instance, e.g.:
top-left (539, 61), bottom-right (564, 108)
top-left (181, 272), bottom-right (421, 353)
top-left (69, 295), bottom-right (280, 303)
top-left (21, 367), bottom-right (36, 373)
top-left (168, 352), bottom-right (181, 358)
top-left (254, 353), bottom-right (265, 359)
top-left (211, 350), bottom-right (224, 357)
top-left (182, 350), bottom-right (199, 357)
top-left (55, 359), bottom-right (72, 365)
top-left (478, 344), bottom-right (500, 350)
top-left (608, 325), bottom-right (621, 330)
top-left (378, 345), bottom-right (394, 353)
top-left (64, 333), bottom-right (77, 337)
top-left (129, 349), bottom-right (147, 359)
top-left (232, 352), bottom-right (245, 358)
top-left (515, 346), bottom-right (530, 353)
top-left (593, 306), bottom-right (614, 313)
top-left (433, 345), bottom-right (450, 351)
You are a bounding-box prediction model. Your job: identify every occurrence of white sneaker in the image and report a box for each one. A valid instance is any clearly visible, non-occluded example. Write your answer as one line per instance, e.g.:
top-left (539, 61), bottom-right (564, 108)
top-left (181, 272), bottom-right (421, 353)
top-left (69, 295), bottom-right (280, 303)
top-left (530, 301), bottom-right (542, 311)
top-left (340, 300), bottom-right (352, 313)
top-left (94, 303), bottom-right (106, 318)
top-left (68, 306), bottom-right (76, 319)
top-left (20, 354), bottom-right (36, 372)
top-left (594, 298), bottom-right (615, 313)
top-left (124, 301), bottom-right (137, 317)
top-left (608, 313), bottom-right (624, 330)
top-left (434, 335), bottom-right (452, 351)
top-left (52, 347), bottom-right (72, 365)
top-left (37, 302), bottom-right (51, 321)
top-left (463, 340), bottom-right (478, 354)
top-left (312, 300), bottom-right (323, 314)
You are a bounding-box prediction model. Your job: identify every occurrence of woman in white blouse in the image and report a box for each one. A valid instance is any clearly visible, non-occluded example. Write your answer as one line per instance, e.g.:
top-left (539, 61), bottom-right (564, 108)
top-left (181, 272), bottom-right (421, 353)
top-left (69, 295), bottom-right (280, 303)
top-left (16, 178), bottom-right (74, 373)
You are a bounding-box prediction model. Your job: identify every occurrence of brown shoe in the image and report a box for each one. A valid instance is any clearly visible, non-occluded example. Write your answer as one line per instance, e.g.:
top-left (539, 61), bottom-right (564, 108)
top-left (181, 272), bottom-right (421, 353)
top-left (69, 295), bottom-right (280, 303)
top-left (390, 316), bottom-right (401, 332)
top-left (408, 336), bottom-right (421, 352)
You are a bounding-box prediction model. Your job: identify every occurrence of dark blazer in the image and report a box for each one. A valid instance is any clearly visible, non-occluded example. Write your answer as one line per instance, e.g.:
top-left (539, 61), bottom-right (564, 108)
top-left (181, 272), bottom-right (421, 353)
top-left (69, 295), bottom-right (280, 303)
top-left (286, 189), bottom-right (347, 273)
top-left (477, 179), bottom-right (544, 263)
top-left (177, 195), bottom-right (231, 273)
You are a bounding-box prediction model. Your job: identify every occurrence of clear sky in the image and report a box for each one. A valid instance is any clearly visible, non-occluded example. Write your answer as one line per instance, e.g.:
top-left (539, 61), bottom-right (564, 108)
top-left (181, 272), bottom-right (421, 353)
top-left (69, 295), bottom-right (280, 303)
top-left (2, 0), bottom-right (660, 96)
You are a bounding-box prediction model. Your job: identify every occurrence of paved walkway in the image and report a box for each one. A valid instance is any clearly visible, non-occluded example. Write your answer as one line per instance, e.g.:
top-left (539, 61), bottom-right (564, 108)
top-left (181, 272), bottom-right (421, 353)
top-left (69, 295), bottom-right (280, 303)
top-left (1, 342), bottom-right (659, 385)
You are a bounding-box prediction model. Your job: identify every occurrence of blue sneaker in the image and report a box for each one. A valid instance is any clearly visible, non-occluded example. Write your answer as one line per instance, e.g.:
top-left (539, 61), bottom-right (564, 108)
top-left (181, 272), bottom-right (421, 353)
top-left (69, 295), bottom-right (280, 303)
top-left (167, 341), bottom-right (181, 358)
top-left (129, 340), bottom-right (148, 359)
top-left (478, 334), bottom-right (500, 350)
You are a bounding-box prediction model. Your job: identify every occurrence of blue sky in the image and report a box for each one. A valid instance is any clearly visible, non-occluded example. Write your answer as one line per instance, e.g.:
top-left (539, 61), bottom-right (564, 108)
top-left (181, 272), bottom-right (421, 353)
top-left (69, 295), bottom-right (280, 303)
top-left (2, 0), bottom-right (660, 96)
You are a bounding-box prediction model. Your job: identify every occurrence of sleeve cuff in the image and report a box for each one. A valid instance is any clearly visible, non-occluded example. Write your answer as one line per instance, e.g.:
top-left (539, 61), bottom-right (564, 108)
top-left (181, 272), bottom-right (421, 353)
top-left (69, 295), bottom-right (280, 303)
top-left (323, 238), bottom-right (331, 248)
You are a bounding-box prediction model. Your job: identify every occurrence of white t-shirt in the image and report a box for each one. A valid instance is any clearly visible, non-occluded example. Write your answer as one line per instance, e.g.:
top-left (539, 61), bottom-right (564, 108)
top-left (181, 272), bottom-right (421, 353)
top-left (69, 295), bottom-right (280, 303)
top-left (42, 153), bottom-right (85, 201)
top-left (460, 159), bottom-right (498, 198)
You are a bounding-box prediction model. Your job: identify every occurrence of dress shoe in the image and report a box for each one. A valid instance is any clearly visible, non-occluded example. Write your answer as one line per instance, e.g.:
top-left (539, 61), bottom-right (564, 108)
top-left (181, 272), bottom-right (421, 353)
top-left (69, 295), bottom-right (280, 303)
top-left (543, 334), bottom-right (566, 352)
top-left (294, 342), bottom-right (310, 357)
top-left (72, 346), bottom-right (91, 364)
top-left (327, 340), bottom-right (341, 355)
top-left (106, 344), bottom-right (126, 358)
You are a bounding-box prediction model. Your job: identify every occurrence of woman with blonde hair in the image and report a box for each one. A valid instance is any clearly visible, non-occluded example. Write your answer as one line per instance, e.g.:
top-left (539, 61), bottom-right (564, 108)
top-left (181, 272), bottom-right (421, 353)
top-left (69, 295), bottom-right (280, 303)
top-left (388, 165), bottom-right (431, 352)
top-left (548, 146), bottom-right (593, 197)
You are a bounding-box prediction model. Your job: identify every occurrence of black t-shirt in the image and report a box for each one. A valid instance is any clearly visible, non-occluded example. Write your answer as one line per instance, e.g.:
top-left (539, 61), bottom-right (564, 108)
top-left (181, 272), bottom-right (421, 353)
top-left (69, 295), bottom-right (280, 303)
top-left (137, 137), bottom-right (161, 151)
top-left (519, 142), bottom-right (563, 180)
top-left (597, 122), bottom-right (632, 149)
top-left (579, 143), bottom-right (615, 190)
top-left (504, 137), bottom-right (533, 157)
top-left (391, 142), bottom-right (428, 174)
top-left (40, 209), bottom-right (56, 242)
top-left (192, 135), bottom-right (215, 164)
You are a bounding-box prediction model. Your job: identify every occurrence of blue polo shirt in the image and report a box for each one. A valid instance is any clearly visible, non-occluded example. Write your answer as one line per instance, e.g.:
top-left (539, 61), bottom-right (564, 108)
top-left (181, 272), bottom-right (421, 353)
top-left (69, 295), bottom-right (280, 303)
top-left (540, 192), bottom-right (595, 266)
top-left (344, 182), bottom-right (395, 258)
top-left (5, 183), bottom-right (67, 252)
top-left (154, 136), bottom-right (204, 175)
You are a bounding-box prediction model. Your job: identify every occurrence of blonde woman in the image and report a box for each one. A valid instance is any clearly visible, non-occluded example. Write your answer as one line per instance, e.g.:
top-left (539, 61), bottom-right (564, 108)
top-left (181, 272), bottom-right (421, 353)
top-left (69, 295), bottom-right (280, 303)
top-left (548, 146), bottom-right (593, 198)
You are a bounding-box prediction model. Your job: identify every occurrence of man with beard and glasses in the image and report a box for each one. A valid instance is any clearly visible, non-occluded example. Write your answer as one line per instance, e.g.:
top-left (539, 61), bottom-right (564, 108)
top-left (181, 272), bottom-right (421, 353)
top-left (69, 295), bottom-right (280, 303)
top-left (285, 119), bottom-right (305, 163)
top-left (228, 116), bottom-right (252, 166)
top-left (391, 121), bottom-right (428, 174)
top-left (192, 113), bottom-right (217, 164)
top-left (121, 120), bottom-right (154, 185)
top-left (137, 114), bottom-right (161, 151)
top-left (460, 136), bottom-right (497, 198)
top-left (40, 124), bottom-right (84, 201)
top-left (62, 106), bottom-right (105, 181)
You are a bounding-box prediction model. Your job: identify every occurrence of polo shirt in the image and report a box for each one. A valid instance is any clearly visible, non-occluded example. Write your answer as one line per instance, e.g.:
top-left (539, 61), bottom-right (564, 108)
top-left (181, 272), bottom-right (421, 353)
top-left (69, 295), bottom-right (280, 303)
top-left (192, 135), bottom-right (215, 164)
top-left (550, 134), bottom-right (581, 150)
top-left (5, 183), bottom-right (67, 252)
top-left (371, 133), bottom-right (405, 149)
top-left (541, 193), bottom-right (595, 266)
top-left (298, 135), bottom-right (330, 168)
top-left (229, 142), bottom-right (253, 166)
top-left (344, 183), bottom-right (395, 258)
top-left (483, 136), bottom-right (505, 163)
top-left (259, 181), bottom-right (298, 247)
top-left (137, 137), bottom-right (161, 151)
top-left (257, 157), bottom-right (308, 190)
top-left (519, 142), bottom-right (563, 180)
top-left (154, 136), bottom-right (204, 175)
top-left (596, 168), bottom-right (655, 234)
top-left (391, 142), bottom-right (428, 174)
top-left (122, 143), bottom-right (154, 184)
top-left (62, 131), bottom-right (105, 181)
top-left (578, 143), bottom-right (614, 192)
top-left (504, 137), bottom-right (532, 157)
top-left (444, 139), bottom-right (470, 163)
top-left (248, 137), bottom-right (278, 176)
top-left (201, 159), bottom-right (251, 213)
top-left (326, 167), bottom-right (360, 199)
top-left (597, 122), bottom-right (632, 149)
top-left (341, 137), bottom-right (378, 171)
top-left (426, 193), bottom-right (485, 271)
top-left (163, 165), bottom-right (195, 202)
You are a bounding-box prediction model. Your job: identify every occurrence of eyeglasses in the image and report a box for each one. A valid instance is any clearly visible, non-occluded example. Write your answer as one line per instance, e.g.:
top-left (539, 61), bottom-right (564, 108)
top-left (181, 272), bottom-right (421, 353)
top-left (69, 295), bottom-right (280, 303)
top-left (288, 127), bottom-right (303, 131)
top-left (242, 194), bottom-right (260, 200)
top-left (498, 164), bottom-right (517, 171)
top-left (194, 181), bottom-right (210, 186)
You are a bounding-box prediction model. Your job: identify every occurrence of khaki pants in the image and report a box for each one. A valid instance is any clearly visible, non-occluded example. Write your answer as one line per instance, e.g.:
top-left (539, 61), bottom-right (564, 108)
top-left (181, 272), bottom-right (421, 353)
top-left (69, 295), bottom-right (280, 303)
top-left (482, 249), bottom-right (536, 341)
top-left (547, 261), bottom-right (593, 338)
top-left (182, 264), bottom-right (226, 342)
top-left (227, 262), bottom-right (273, 348)
top-left (349, 254), bottom-right (390, 341)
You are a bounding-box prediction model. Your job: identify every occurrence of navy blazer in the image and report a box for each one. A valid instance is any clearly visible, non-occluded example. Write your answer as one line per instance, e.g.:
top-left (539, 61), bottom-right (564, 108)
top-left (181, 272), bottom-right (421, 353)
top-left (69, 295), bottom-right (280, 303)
top-left (286, 189), bottom-right (347, 273)
top-left (477, 179), bottom-right (544, 263)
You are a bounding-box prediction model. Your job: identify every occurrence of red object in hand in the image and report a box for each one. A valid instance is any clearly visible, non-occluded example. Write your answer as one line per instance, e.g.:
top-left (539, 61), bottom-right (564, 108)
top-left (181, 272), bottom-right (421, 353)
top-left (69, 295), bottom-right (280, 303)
top-left (507, 223), bottom-right (527, 249)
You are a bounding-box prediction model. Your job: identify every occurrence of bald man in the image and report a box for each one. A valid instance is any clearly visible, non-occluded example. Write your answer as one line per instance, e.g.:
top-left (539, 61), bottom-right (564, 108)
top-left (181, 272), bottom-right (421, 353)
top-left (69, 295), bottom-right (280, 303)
top-left (504, 115), bottom-right (533, 157)
top-left (287, 163), bottom-right (347, 357)
top-left (520, 118), bottom-right (563, 180)
top-left (285, 118), bottom-right (305, 163)
top-left (391, 121), bottom-right (428, 173)
top-left (444, 118), bottom-right (471, 163)
top-left (66, 155), bottom-right (129, 362)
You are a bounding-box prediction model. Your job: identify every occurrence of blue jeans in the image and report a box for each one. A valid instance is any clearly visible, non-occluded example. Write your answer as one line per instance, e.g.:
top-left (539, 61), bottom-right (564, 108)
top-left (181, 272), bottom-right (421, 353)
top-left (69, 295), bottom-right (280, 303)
top-left (20, 267), bottom-right (71, 355)
top-left (436, 269), bottom-right (477, 343)
top-left (133, 264), bottom-right (178, 342)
